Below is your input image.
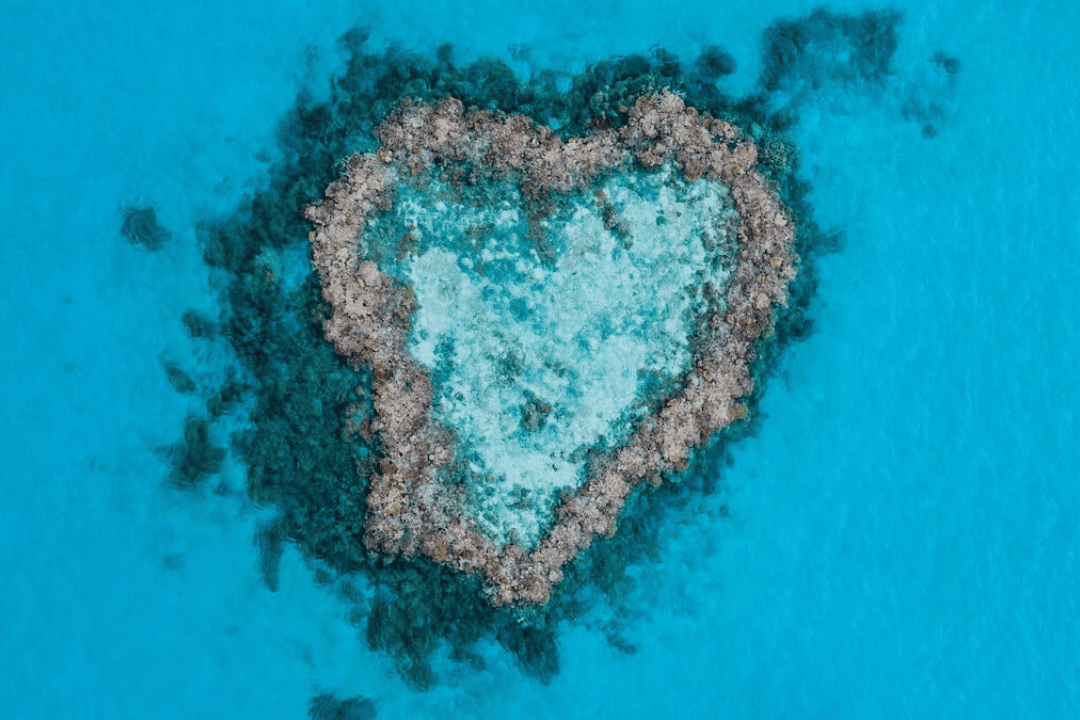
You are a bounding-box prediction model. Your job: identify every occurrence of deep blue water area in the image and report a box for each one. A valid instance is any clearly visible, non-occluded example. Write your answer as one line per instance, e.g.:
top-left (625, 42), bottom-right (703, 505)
top-left (2, 0), bottom-right (1077, 717)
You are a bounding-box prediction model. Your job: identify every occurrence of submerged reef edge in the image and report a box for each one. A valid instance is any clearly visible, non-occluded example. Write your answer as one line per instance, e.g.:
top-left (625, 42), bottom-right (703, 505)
top-left (306, 91), bottom-right (798, 606)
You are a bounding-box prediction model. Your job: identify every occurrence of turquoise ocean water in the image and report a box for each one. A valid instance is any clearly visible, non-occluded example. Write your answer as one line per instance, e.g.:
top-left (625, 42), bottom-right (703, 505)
top-left (1, 0), bottom-right (1077, 717)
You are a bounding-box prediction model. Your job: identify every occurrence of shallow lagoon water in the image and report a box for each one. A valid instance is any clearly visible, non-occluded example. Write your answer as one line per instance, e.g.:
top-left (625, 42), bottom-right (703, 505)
top-left (1, 0), bottom-right (1077, 717)
top-left (371, 163), bottom-right (737, 547)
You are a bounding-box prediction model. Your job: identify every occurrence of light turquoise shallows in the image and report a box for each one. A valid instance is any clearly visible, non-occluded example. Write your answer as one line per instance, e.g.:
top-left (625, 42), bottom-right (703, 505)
top-left (371, 164), bottom-right (739, 545)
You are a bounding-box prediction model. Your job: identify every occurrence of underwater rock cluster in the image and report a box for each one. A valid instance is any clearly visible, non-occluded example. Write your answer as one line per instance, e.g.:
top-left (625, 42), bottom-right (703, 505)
top-left (305, 91), bottom-right (798, 606)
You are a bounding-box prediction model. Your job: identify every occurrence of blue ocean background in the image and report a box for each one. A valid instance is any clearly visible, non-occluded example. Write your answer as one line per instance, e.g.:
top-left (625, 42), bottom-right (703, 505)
top-left (1, 0), bottom-right (1077, 717)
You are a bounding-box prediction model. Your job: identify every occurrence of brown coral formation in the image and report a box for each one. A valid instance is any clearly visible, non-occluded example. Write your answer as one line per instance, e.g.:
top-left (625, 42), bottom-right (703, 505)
top-left (304, 91), bottom-right (798, 606)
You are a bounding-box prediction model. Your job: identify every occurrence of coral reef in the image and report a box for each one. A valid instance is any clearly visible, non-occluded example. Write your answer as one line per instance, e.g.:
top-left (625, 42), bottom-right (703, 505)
top-left (167, 22), bottom-right (862, 681)
top-left (120, 205), bottom-right (171, 251)
top-left (760, 8), bottom-right (903, 92)
top-left (758, 8), bottom-right (961, 137)
top-left (305, 91), bottom-right (798, 606)
top-left (308, 693), bottom-right (377, 720)
top-left (168, 415), bottom-right (225, 487)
